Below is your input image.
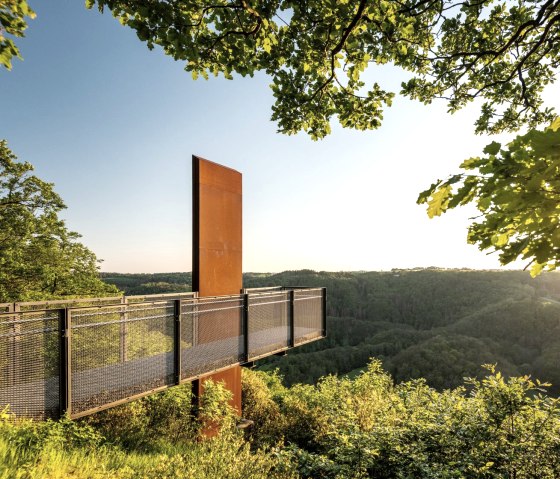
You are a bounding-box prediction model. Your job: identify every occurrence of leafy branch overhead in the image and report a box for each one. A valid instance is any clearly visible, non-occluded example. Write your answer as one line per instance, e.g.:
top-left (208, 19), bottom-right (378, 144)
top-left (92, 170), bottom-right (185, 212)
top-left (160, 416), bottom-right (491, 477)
top-left (418, 118), bottom-right (560, 276)
top-left (0, 0), bottom-right (35, 70)
top-left (84, 0), bottom-right (560, 138)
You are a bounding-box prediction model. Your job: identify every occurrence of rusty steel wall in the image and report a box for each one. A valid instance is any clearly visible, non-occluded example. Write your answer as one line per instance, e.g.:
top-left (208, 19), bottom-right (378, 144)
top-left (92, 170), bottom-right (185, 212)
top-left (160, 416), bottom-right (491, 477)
top-left (192, 156), bottom-right (242, 297)
top-left (192, 155), bottom-right (243, 416)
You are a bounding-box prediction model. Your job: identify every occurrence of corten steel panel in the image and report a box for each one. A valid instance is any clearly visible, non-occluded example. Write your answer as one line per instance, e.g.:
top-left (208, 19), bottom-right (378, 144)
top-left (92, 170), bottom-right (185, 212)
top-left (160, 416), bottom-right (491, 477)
top-left (192, 156), bottom-right (243, 424)
top-left (192, 156), bottom-right (242, 298)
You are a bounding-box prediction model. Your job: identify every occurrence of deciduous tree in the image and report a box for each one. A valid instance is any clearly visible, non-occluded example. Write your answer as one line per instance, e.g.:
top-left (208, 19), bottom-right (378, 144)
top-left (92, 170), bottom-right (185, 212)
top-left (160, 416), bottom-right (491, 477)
top-left (87, 0), bottom-right (560, 138)
top-left (0, 140), bottom-right (119, 301)
top-left (418, 119), bottom-right (560, 275)
top-left (8, 1), bottom-right (560, 270)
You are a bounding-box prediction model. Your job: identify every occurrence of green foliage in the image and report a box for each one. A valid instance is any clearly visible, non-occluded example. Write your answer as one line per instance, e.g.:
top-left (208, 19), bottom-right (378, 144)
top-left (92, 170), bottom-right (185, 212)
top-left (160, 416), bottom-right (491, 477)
top-left (0, 140), bottom-right (119, 302)
top-left (100, 272), bottom-right (192, 295)
top-left (241, 368), bottom-right (287, 446)
top-left (108, 269), bottom-right (560, 395)
top-left (0, 381), bottom-right (294, 479)
top-left (85, 0), bottom-right (560, 138)
top-left (0, 0), bottom-right (35, 70)
top-left (419, 122), bottom-right (560, 276)
top-left (242, 362), bottom-right (560, 479)
top-left (2, 362), bottom-right (560, 478)
top-left (245, 269), bottom-right (560, 394)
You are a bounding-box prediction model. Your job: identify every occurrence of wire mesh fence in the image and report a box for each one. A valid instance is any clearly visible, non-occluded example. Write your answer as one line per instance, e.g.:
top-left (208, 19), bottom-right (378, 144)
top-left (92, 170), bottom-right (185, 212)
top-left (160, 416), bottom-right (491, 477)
top-left (294, 288), bottom-right (325, 345)
top-left (70, 301), bottom-right (176, 416)
top-left (181, 295), bottom-right (244, 380)
top-left (0, 288), bottom-right (325, 419)
top-left (248, 291), bottom-right (290, 359)
top-left (0, 309), bottom-right (60, 419)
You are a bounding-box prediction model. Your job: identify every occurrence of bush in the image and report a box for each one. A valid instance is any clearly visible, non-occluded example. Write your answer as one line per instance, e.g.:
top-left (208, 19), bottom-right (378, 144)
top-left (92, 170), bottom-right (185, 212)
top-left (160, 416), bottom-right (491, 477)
top-left (241, 369), bottom-right (287, 447)
top-left (2, 360), bottom-right (560, 478)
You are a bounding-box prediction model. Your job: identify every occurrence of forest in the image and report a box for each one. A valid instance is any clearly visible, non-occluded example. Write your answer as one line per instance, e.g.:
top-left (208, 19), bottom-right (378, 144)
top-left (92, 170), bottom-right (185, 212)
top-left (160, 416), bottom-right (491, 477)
top-left (101, 268), bottom-right (560, 396)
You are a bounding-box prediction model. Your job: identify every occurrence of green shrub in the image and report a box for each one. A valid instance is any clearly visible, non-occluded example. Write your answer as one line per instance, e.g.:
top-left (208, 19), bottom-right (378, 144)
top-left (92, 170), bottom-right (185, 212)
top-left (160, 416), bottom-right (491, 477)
top-left (241, 369), bottom-right (287, 447)
top-left (2, 360), bottom-right (560, 479)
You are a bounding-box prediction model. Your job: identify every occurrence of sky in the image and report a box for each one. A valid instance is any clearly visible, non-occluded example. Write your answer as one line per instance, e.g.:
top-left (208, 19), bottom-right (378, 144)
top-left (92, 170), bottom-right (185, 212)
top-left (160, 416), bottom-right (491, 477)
top-left (2, 2), bottom-right (559, 273)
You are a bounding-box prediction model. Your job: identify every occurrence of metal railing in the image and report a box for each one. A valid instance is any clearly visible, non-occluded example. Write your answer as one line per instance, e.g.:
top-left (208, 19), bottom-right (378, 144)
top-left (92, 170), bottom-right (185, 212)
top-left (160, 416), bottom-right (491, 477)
top-left (0, 287), bottom-right (326, 419)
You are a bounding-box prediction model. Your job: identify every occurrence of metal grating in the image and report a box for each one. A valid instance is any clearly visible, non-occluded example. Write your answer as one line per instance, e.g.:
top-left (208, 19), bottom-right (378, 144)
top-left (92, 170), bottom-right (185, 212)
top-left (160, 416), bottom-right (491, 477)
top-left (0, 310), bottom-right (59, 419)
top-left (293, 288), bottom-right (324, 345)
top-left (70, 301), bottom-right (175, 415)
top-left (180, 296), bottom-right (244, 380)
top-left (248, 292), bottom-right (289, 359)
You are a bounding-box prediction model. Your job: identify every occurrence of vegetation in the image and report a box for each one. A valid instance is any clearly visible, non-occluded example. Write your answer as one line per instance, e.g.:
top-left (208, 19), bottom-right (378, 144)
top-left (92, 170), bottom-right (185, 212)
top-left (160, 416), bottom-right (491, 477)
top-left (0, 380), bottom-right (295, 479)
top-left (0, 0), bottom-right (35, 70)
top-left (103, 269), bottom-right (560, 396)
top-left (2, 362), bottom-right (560, 478)
top-left (86, 0), bottom-right (560, 139)
top-left (0, 141), bottom-right (118, 302)
top-left (101, 272), bottom-right (191, 295)
top-left (419, 119), bottom-right (560, 276)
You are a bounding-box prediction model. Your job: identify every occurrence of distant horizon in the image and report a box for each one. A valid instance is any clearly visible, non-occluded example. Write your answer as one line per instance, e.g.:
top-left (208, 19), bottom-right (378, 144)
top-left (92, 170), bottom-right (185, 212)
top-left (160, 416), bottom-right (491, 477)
top-left (100, 266), bottom-right (540, 274)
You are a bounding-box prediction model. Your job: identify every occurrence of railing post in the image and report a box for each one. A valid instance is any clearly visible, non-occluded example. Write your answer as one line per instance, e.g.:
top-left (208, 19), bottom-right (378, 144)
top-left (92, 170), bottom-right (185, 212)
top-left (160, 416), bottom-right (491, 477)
top-left (59, 308), bottom-right (71, 418)
top-left (120, 297), bottom-right (128, 363)
top-left (6, 303), bottom-right (20, 388)
top-left (243, 293), bottom-right (249, 362)
top-left (321, 287), bottom-right (327, 337)
top-left (288, 290), bottom-right (295, 347)
top-left (174, 299), bottom-right (182, 384)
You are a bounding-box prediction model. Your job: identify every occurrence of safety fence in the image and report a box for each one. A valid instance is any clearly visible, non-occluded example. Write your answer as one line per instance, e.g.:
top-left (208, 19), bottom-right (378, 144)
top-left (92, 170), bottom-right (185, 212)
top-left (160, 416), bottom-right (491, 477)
top-left (0, 287), bottom-right (326, 419)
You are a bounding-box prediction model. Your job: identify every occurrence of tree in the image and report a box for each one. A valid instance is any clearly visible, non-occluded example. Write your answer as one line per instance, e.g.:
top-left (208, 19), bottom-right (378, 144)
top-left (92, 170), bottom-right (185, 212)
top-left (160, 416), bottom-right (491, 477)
top-left (0, 0), bottom-right (35, 70)
top-left (86, 0), bottom-right (560, 138)
top-left (0, 140), bottom-right (119, 302)
top-left (418, 119), bottom-right (560, 276)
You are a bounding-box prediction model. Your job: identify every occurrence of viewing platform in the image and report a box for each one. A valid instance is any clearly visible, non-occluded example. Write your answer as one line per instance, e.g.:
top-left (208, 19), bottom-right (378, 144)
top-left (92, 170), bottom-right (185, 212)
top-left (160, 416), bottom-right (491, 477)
top-left (0, 286), bottom-right (326, 419)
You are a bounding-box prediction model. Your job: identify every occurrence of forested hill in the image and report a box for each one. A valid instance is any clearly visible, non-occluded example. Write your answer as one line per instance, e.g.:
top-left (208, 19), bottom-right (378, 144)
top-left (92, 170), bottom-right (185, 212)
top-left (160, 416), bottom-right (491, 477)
top-left (101, 269), bottom-right (560, 395)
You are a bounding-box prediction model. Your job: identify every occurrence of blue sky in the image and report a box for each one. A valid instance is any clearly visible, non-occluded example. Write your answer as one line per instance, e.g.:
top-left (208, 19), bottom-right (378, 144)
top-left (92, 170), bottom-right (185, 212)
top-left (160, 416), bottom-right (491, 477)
top-left (2, 1), bottom-right (559, 273)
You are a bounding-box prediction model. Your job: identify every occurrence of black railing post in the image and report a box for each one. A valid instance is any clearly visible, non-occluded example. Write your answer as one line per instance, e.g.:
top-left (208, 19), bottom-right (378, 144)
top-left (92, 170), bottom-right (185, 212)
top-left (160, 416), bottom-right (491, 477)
top-left (288, 290), bottom-right (295, 347)
top-left (243, 293), bottom-right (249, 362)
top-left (59, 308), bottom-right (71, 418)
top-left (321, 287), bottom-right (327, 337)
top-left (174, 299), bottom-right (182, 385)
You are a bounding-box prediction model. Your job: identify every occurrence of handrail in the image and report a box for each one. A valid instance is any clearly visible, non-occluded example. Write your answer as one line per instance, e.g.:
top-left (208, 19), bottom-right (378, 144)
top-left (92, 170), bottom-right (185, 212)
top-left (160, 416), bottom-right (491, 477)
top-left (4, 291), bottom-right (199, 312)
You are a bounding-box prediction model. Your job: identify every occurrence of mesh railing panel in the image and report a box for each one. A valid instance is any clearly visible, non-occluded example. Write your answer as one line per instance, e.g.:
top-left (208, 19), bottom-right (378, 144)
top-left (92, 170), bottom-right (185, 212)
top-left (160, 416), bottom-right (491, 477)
top-left (293, 289), bottom-right (323, 345)
top-left (0, 310), bottom-right (59, 419)
top-left (70, 301), bottom-right (175, 415)
top-left (248, 292), bottom-right (289, 359)
top-left (180, 296), bottom-right (244, 380)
